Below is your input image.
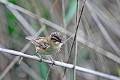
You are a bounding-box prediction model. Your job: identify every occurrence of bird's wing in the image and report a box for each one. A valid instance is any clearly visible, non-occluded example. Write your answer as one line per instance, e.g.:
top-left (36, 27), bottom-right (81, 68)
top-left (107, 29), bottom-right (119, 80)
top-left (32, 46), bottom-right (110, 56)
top-left (33, 37), bottom-right (50, 49)
top-left (37, 41), bottom-right (50, 49)
top-left (26, 36), bottom-right (34, 40)
top-left (26, 36), bottom-right (50, 49)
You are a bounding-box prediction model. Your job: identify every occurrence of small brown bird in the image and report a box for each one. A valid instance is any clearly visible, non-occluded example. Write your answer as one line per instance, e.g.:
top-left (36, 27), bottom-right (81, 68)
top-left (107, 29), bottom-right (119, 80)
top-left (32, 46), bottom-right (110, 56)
top-left (26, 32), bottom-right (63, 56)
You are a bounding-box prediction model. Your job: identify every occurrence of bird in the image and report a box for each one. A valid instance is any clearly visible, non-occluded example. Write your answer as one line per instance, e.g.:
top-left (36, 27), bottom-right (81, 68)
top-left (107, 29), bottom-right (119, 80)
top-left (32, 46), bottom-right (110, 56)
top-left (26, 32), bottom-right (63, 56)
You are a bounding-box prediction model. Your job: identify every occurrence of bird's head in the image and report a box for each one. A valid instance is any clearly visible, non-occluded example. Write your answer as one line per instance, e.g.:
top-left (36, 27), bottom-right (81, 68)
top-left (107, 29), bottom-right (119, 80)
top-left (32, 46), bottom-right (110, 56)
top-left (50, 32), bottom-right (63, 44)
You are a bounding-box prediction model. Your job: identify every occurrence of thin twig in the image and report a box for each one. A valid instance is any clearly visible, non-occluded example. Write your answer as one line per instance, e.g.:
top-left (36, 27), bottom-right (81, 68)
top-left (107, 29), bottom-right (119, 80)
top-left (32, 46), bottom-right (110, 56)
top-left (68, 0), bottom-right (86, 63)
top-left (45, 64), bottom-right (52, 80)
top-left (73, 0), bottom-right (79, 80)
top-left (65, 1), bottom-right (86, 79)
top-left (62, 0), bottom-right (66, 28)
top-left (61, 0), bottom-right (68, 78)
top-left (63, 0), bottom-right (86, 78)
top-left (62, 0), bottom-right (68, 62)
top-left (0, 48), bottom-right (120, 80)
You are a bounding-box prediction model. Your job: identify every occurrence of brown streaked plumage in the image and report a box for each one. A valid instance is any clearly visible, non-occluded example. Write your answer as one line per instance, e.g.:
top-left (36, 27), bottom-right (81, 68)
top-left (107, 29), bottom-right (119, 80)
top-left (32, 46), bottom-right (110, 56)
top-left (26, 32), bottom-right (63, 55)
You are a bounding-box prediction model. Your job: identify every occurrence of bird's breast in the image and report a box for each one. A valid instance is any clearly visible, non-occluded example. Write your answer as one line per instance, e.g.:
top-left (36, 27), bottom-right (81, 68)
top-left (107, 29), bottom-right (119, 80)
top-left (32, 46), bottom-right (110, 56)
top-left (35, 45), bottom-right (60, 55)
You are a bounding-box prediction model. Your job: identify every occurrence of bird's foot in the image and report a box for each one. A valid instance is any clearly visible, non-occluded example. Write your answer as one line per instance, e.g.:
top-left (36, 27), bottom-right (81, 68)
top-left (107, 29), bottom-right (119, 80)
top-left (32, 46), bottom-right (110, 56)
top-left (49, 57), bottom-right (55, 65)
top-left (36, 52), bottom-right (41, 58)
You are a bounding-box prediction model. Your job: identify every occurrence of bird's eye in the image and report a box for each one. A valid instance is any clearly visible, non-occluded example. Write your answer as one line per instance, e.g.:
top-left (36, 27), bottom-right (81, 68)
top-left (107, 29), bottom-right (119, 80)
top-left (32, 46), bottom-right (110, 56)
top-left (51, 36), bottom-right (62, 43)
top-left (51, 37), bottom-right (57, 42)
top-left (55, 42), bottom-right (60, 44)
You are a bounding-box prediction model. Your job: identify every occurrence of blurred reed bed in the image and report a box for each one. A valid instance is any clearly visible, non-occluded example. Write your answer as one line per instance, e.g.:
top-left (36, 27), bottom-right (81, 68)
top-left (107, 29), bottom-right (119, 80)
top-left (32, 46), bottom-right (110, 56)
top-left (0, 0), bottom-right (120, 80)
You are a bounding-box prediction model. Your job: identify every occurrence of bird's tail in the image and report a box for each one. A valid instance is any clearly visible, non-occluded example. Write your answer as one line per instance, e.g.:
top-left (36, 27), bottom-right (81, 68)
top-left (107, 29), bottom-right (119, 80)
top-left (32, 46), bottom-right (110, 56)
top-left (25, 36), bottom-right (35, 40)
top-left (26, 36), bottom-right (40, 46)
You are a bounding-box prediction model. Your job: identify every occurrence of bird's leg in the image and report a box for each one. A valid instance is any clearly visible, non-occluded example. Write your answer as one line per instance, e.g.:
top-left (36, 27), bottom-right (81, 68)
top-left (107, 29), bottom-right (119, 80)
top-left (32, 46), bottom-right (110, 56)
top-left (50, 53), bottom-right (57, 65)
top-left (35, 51), bottom-right (43, 62)
top-left (36, 51), bottom-right (41, 58)
top-left (46, 55), bottom-right (55, 65)
top-left (35, 46), bottom-right (41, 58)
top-left (50, 56), bottom-right (55, 65)
top-left (18, 57), bottom-right (23, 64)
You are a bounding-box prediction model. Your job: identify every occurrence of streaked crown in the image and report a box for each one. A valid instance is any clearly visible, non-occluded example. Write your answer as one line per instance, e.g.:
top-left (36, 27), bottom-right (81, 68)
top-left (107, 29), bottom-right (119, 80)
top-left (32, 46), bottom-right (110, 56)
top-left (50, 32), bottom-right (63, 43)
